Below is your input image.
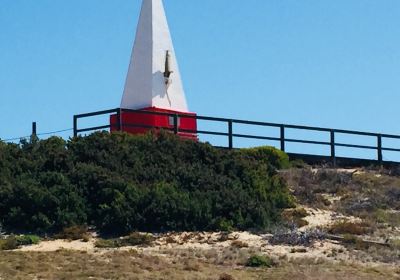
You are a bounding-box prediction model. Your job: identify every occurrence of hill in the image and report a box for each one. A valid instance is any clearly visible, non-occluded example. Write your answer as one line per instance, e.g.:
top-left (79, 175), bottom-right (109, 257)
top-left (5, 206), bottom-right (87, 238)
top-left (1, 134), bottom-right (400, 279)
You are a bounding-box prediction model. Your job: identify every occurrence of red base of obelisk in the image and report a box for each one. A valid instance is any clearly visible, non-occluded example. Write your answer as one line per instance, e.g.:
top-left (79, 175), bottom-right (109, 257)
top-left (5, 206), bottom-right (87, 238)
top-left (110, 107), bottom-right (198, 140)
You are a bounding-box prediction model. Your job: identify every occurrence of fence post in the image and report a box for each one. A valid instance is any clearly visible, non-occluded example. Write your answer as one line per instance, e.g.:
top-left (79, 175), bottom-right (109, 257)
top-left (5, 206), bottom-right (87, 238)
top-left (73, 116), bottom-right (78, 137)
top-left (377, 135), bottom-right (383, 164)
top-left (280, 125), bottom-right (285, 152)
top-left (228, 120), bottom-right (233, 149)
top-left (330, 130), bottom-right (336, 167)
top-left (173, 114), bottom-right (179, 134)
top-left (32, 122), bottom-right (37, 137)
top-left (117, 109), bottom-right (122, 131)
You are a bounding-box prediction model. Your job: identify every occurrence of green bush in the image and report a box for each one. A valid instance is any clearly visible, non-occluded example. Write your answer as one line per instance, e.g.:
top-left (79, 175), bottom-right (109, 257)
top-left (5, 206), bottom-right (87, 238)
top-left (15, 234), bottom-right (40, 246)
top-left (240, 146), bottom-right (290, 169)
top-left (246, 255), bottom-right (275, 267)
top-left (0, 132), bottom-right (294, 234)
top-left (0, 235), bottom-right (40, 250)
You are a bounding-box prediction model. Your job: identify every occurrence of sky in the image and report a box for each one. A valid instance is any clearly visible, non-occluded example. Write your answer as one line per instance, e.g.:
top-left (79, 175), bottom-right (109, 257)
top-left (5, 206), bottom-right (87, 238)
top-left (1, 0), bottom-right (400, 160)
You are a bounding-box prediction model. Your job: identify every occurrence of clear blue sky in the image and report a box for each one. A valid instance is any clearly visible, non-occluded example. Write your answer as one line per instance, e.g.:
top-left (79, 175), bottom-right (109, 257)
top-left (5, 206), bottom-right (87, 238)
top-left (1, 0), bottom-right (400, 159)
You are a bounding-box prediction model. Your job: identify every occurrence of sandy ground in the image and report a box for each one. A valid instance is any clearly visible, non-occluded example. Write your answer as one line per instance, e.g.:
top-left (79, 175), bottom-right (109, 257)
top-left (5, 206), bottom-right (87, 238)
top-left (301, 207), bottom-right (361, 230)
top-left (16, 206), bottom-right (358, 264)
top-left (17, 200), bottom-right (400, 271)
top-left (17, 231), bottom-right (349, 263)
top-left (17, 239), bottom-right (96, 252)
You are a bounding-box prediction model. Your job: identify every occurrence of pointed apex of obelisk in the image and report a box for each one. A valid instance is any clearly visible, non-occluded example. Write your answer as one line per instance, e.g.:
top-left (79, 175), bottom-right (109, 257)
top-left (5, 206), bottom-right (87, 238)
top-left (121, 0), bottom-right (189, 112)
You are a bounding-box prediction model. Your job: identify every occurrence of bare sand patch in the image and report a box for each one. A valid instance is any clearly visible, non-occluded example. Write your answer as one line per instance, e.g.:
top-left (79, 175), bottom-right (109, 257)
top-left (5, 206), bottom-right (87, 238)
top-left (17, 239), bottom-right (95, 252)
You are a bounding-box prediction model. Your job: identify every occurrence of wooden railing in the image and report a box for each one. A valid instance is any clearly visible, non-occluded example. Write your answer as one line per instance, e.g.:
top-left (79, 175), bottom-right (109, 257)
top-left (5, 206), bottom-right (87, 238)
top-left (74, 108), bottom-right (400, 165)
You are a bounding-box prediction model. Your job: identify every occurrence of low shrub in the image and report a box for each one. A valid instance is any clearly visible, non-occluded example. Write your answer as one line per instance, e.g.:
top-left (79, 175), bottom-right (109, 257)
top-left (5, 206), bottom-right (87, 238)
top-left (231, 240), bottom-right (248, 248)
top-left (182, 259), bottom-right (202, 271)
top-left (218, 232), bottom-right (231, 242)
top-left (246, 255), bottom-right (275, 268)
top-left (54, 226), bottom-right (90, 241)
top-left (328, 221), bottom-right (371, 235)
top-left (289, 159), bottom-right (308, 169)
top-left (0, 234), bottom-right (40, 250)
top-left (269, 229), bottom-right (325, 246)
top-left (373, 209), bottom-right (400, 227)
top-left (0, 236), bottom-right (18, 250)
top-left (342, 234), bottom-right (360, 244)
top-left (290, 247), bottom-right (307, 253)
top-left (94, 238), bottom-right (119, 248)
top-left (341, 234), bottom-right (370, 250)
top-left (240, 146), bottom-right (290, 169)
top-left (15, 235), bottom-right (40, 246)
top-left (281, 168), bottom-right (353, 209)
top-left (95, 233), bottom-right (155, 248)
top-left (389, 239), bottom-right (400, 250)
top-left (281, 208), bottom-right (309, 228)
top-left (165, 236), bottom-right (176, 244)
top-left (122, 232), bottom-right (155, 246)
top-left (219, 273), bottom-right (235, 280)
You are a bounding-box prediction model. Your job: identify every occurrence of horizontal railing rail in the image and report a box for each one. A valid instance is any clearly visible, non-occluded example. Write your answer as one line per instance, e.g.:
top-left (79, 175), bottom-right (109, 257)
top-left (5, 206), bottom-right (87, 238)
top-left (74, 108), bottom-right (400, 165)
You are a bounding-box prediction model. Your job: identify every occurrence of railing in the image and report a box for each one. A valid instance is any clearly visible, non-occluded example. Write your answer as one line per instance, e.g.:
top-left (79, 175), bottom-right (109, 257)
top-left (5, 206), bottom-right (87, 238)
top-left (74, 108), bottom-right (400, 165)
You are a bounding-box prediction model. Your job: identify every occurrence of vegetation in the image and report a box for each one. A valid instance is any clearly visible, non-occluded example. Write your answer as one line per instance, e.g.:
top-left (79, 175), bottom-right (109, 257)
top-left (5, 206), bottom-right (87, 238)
top-left (281, 207), bottom-right (309, 228)
top-left (282, 168), bottom-right (400, 219)
top-left (1, 250), bottom-right (398, 280)
top-left (282, 167), bottom-right (400, 264)
top-left (95, 233), bottom-right (155, 248)
top-left (231, 240), bottom-right (249, 248)
top-left (328, 221), bottom-right (371, 235)
top-left (0, 131), bottom-right (294, 235)
top-left (219, 274), bottom-right (235, 280)
top-left (246, 255), bottom-right (275, 267)
top-left (268, 229), bottom-right (325, 246)
top-left (0, 235), bottom-right (40, 250)
top-left (54, 225), bottom-right (91, 241)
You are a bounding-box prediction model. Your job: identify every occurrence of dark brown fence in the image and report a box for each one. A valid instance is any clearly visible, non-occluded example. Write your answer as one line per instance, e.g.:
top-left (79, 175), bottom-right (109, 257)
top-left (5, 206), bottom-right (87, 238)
top-left (74, 108), bottom-right (400, 165)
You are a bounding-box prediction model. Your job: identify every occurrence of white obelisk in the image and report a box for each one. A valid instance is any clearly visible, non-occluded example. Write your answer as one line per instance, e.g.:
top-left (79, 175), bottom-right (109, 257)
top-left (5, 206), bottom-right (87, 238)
top-left (121, 0), bottom-right (189, 113)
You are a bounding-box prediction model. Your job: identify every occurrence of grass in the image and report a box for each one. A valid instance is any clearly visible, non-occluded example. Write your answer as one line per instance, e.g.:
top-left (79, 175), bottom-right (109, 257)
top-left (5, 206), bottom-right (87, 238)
top-left (0, 250), bottom-right (398, 280)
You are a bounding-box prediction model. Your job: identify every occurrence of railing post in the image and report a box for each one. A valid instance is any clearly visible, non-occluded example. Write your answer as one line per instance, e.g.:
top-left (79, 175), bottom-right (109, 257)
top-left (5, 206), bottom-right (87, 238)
top-left (228, 120), bottom-right (233, 149)
top-left (173, 114), bottom-right (179, 134)
top-left (330, 130), bottom-right (336, 167)
top-left (73, 116), bottom-right (78, 137)
top-left (32, 122), bottom-right (37, 137)
top-left (280, 125), bottom-right (285, 152)
top-left (117, 109), bottom-right (122, 132)
top-left (377, 135), bottom-right (383, 164)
